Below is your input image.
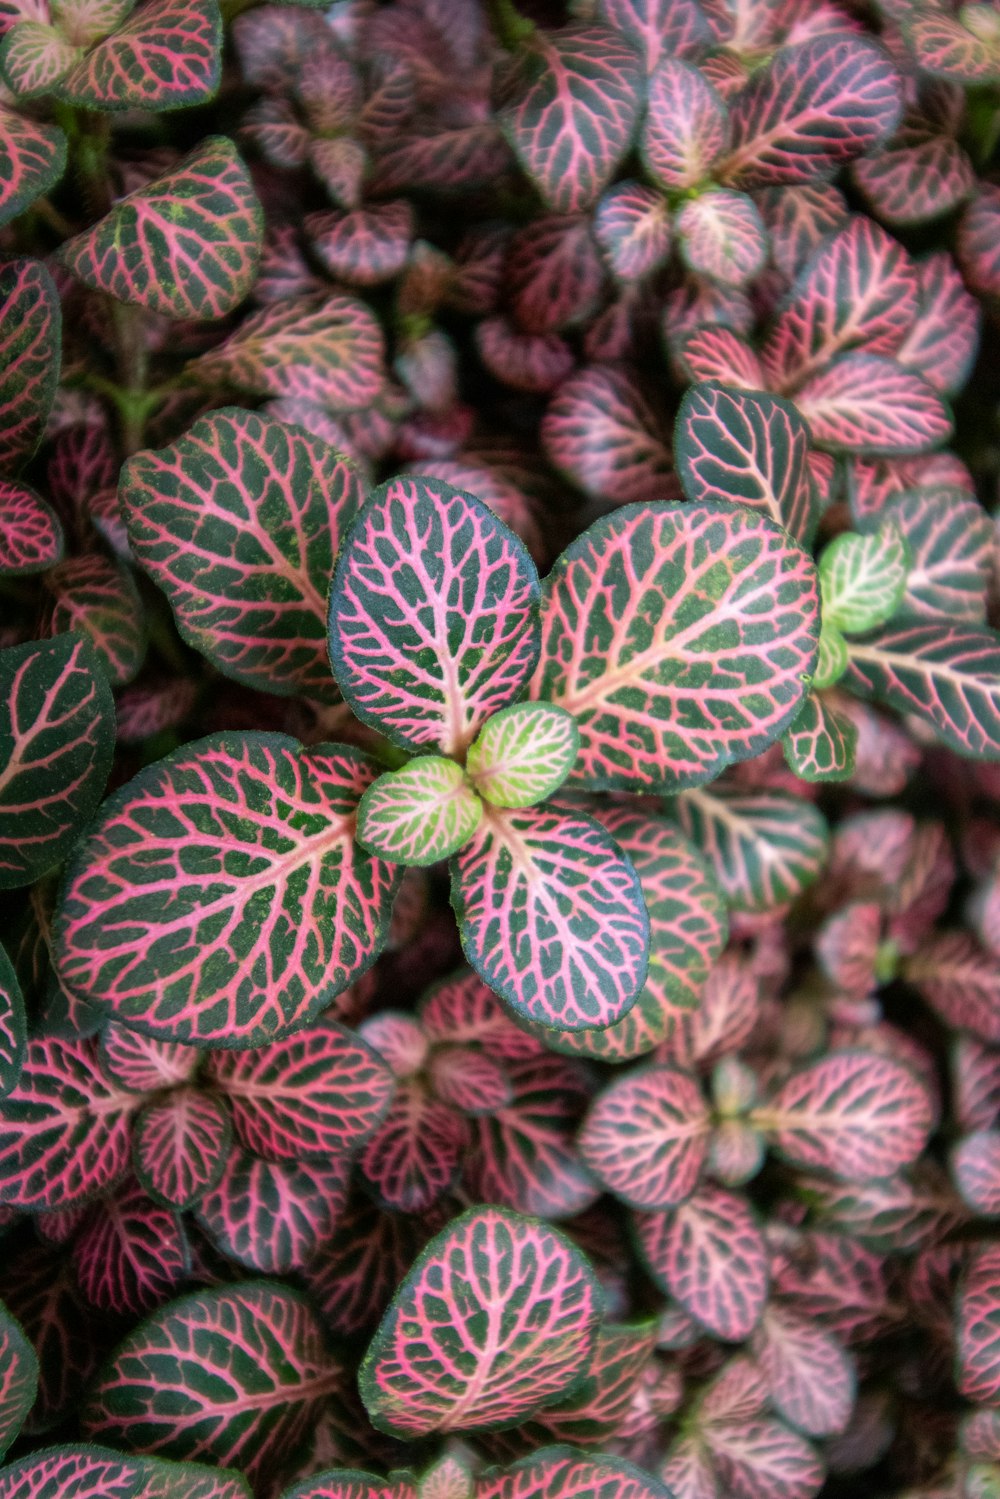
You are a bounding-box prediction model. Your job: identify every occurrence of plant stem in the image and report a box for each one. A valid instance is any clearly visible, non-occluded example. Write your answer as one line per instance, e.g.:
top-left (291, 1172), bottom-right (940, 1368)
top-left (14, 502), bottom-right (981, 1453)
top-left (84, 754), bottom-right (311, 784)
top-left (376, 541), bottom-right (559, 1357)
top-left (110, 300), bottom-right (151, 456)
top-left (31, 196), bottom-right (77, 239)
top-left (487, 0), bottom-right (535, 50)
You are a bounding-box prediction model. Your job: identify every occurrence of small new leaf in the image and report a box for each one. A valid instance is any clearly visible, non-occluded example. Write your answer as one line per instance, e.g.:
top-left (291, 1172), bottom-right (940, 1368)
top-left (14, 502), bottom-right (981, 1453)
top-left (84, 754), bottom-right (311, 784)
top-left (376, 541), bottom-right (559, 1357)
top-left (820, 521), bottom-right (911, 634)
top-left (356, 758), bottom-right (482, 867)
top-left (467, 704), bottom-right (580, 808)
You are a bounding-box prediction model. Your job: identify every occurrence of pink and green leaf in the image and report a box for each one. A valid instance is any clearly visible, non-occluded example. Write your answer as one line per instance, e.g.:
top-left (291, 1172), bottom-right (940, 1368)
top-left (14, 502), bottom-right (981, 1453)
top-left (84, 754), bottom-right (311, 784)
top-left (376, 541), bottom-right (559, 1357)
top-left (819, 519), bottom-right (910, 634)
top-left (358, 1078), bottom-right (465, 1211)
top-left (58, 0), bottom-right (221, 111)
top-left (451, 803), bottom-right (649, 1033)
top-left (121, 408), bottom-right (363, 700)
top-left (54, 734), bottom-right (400, 1047)
top-left (540, 367), bottom-right (674, 506)
top-left (754, 1307), bottom-right (855, 1437)
top-left (475, 1448), bottom-right (672, 1499)
top-left (71, 1178), bottom-right (188, 1315)
top-left (952, 1130), bottom-right (1000, 1217)
top-left (579, 1064), bottom-right (710, 1210)
top-left (359, 1206), bottom-right (601, 1437)
top-left (0, 258), bottom-right (61, 472)
top-left (100, 1024), bottom-right (199, 1094)
top-left (896, 252), bottom-right (980, 398)
top-left (675, 326), bottom-right (763, 390)
top-left (0, 1444), bottom-right (252, 1499)
top-left (641, 57), bottom-right (727, 190)
top-left (0, 946), bottom-right (25, 1100)
top-left (0, 634), bottom-right (115, 890)
top-left (328, 475), bottom-right (540, 757)
top-left (902, 10), bottom-right (1000, 84)
top-left (906, 932), bottom-right (1000, 1042)
top-left (0, 105), bottom-right (66, 227)
top-left (782, 691), bottom-right (857, 782)
top-left (305, 201), bottom-right (414, 288)
top-left (0, 480), bottom-right (63, 576)
top-left (853, 117), bottom-right (975, 230)
top-left (592, 182), bottom-right (672, 283)
top-left (676, 190), bottom-right (768, 288)
top-left (796, 354), bottom-right (952, 456)
top-left (597, 0), bottom-right (712, 70)
top-left (754, 183), bottom-right (849, 282)
top-left (39, 554), bottom-right (147, 687)
top-left (702, 1418), bottom-right (823, 1499)
top-left (196, 1151), bottom-right (348, 1273)
top-left (959, 1244), bottom-right (1000, 1404)
top-left (429, 1046), bottom-right (511, 1117)
top-left (356, 759), bottom-right (483, 867)
top-left (0, 1298), bottom-right (36, 1459)
top-left (505, 216), bottom-right (606, 336)
top-left (673, 783), bottom-right (829, 912)
top-left (1, 22), bottom-right (80, 98)
top-left (133, 1089), bottom-right (232, 1209)
top-left (466, 704), bottom-right (579, 809)
top-left (57, 136), bottom-right (261, 320)
top-left (959, 185), bottom-right (1000, 301)
top-left (880, 487), bottom-right (992, 624)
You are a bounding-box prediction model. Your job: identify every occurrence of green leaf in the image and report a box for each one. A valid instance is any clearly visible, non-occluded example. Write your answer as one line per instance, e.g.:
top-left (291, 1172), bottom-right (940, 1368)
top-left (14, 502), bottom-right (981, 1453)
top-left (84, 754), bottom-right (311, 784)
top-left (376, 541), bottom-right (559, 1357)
top-left (819, 520), bottom-right (911, 634)
top-left (813, 621), bottom-right (849, 689)
top-left (782, 691), bottom-right (858, 782)
top-left (356, 758), bottom-right (482, 867)
top-left (467, 704), bottom-right (580, 808)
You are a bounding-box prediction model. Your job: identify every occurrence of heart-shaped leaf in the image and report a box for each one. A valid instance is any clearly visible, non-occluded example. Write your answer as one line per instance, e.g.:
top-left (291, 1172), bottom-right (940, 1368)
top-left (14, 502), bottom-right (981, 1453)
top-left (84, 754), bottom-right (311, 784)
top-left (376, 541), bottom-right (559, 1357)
top-left (83, 1282), bottom-right (341, 1486)
top-left (58, 0), bottom-right (221, 110)
top-left (71, 1178), bottom-right (188, 1315)
top-left (133, 1089), bottom-right (232, 1209)
top-left (782, 691), bottom-right (857, 783)
top-left (0, 105), bottom-right (66, 226)
top-left (356, 759), bottom-right (483, 866)
top-left (0, 1036), bottom-right (136, 1210)
top-left (205, 1019), bottom-right (394, 1161)
top-left (754, 1050), bottom-right (933, 1180)
top-left (122, 409), bottom-right (364, 700)
top-left (0, 946), bottom-right (26, 1100)
top-left (579, 1064), bottom-right (710, 1210)
top-left (328, 475), bottom-right (540, 757)
top-left (54, 733), bottom-right (400, 1047)
top-left (641, 57), bottom-right (726, 189)
top-left (0, 479), bottom-right (63, 575)
top-left (466, 704), bottom-right (579, 809)
top-left (0, 258), bottom-right (61, 472)
top-left (0, 634), bottom-right (115, 891)
top-left (533, 502), bottom-right (819, 793)
top-left (451, 803), bottom-right (649, 1033)
top-left (593, 182), bottom-right (672, 283)
top-left (57, 137), bottom-right (260, 320)
top-left (719, 35), bottom-right (902, 188)
top-left (476, 1448), bottom-right (672, 1499)
top-left (795, 354), bottom-right (952, 455)
top-left (359, 1206), bottom-right (601, 1436)
top-left (819, 520), bottom-right (910, 634)
top-left (196, 1151), bottom-right (349, 1273)
top-left (0, 1299), bottom-right (36, 1460)
top-left (541, 367), bottom-right (674, 506)
top-left (500, 25), bottom-right (643, 213)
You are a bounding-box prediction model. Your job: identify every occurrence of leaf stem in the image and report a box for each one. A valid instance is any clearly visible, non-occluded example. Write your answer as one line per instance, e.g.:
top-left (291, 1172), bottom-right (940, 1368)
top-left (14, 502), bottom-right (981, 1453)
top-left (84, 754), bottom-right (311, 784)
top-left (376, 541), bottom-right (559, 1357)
top-left (110, 300), bottom-right (151, 456)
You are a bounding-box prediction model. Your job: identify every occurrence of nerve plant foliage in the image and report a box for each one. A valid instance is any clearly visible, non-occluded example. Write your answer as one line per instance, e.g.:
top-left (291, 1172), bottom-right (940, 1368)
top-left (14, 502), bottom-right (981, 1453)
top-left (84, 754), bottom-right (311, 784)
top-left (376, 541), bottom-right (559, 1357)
top-left (3, 2), bottom-right (1000, 1499)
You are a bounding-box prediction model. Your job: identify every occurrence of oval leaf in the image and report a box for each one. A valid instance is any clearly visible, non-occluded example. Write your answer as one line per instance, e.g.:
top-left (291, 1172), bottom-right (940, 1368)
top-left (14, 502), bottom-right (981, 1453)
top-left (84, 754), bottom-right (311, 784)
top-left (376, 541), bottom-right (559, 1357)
top-left (579, 1064), bottom-right (710, 1210)
top-left (0, 104), bottom-right (66, 227)
top-left (356, 759), bottom-right (483, 867)
top-left (133, 1089), bottom-right (232, 1210)
top-left (0, 479), bottom-right (63, 576)
top-left (0, 1299), bottom-right (37, 1460)
top-left (59, 0), bottom-right (222, 111)
top-left (467, 704), bottom-right (579, 809)
top-left (0, 258), bottom-right (61, 472)
top-left (0, 945), bottom-right (26, 1100)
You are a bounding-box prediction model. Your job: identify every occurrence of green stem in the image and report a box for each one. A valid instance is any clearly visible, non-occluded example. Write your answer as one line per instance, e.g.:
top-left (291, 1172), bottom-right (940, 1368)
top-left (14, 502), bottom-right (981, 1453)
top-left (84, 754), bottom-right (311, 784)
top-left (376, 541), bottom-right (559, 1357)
top-left (71, 108), bottom-right (113, 219)
top-left (110, 300), bottom-right (151, 456)
top-left (487, 0), bottom-right (535, 50)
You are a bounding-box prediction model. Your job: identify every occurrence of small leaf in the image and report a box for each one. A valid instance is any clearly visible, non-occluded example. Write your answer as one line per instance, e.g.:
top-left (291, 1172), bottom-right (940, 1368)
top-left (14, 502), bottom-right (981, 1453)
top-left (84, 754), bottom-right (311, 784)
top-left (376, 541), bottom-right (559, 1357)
top-left (0, 1299), bottom-right (37, 1460)
top-left (541, 367), bottom-right (674, 506)
top-left (959, 1245), bottom-right (1000, 1404)
top-left (795, 354), bottom-right (952, 456)
top-left (58, 136), bottom-right (262, 320)
top-left (328, 475), bottom-right (540, 757)
top-left (357, 759), bottom-right (482, 867)
top-left (502, 1321), bottom-right (657, 1451)
top-left (71, 1179), bottom-right (188, 1315)
top-left (0, 634), bottom-right (115, 891)
top-left (903, 10), bottom-right (1000, 84)
top-left (782, 691), bottom-right (857, 783)
top-left (641, 57), bottom-right (727, 190)
top-left (0, 946), bottom-right (25, 1100)
top-left (40, 554), bottom-right (147, 687)
top-left (819, 521), bottom-right (910, 634)
top-left (853, 117), bottom-right (976, 231)
top-left (597, 0), bottom-right (711, 71)
top-left (1, 21), bottom-right (80, 99)
top-left (674, 784), bottom-right (829, 912)
top-left (54, 733), bottom-right (400, 1047)
top-left (359, 1206), bottom-right (601, 1436)
top-left (953, 1130), bottom-right (1000, 1217)
top-left (451, 803), bottom-right (649, 1033)
top-left (0, 258), bottom-right (61, 472)
top-left (467, 704), bottom-right (579, 809)
top-left (593, 181), bottom-right (672, 283)
top-left (196, 1151), bottom-right (348, 1273)
top-left (83, 1282), bottom-right (341, 1486)
top-left (754, 1307), bottom-right (855, 1437)
top-left (133, 1090), bottom-right (232, 1210)
top-left (358, 1078), bottom-right (465, 1212)
top-left (579, 1064), bottom-right (710, 1210)
top-left (58, 0), bottom-right (221, 110)
top-left (676, 190), bottom-right (768, 288)
top-left (0, 104), bottom-right (66, 227)
top-left (906, 932), bottom-right (1000, 1042)
top-left (475, 1448), bottom-right (672, 1499)
top-left (813, 621), bottom-right (848, 690)
top-left (0, 479), bottom-right (63, 576)
top-left (305, 201), bottom-right (414, 288)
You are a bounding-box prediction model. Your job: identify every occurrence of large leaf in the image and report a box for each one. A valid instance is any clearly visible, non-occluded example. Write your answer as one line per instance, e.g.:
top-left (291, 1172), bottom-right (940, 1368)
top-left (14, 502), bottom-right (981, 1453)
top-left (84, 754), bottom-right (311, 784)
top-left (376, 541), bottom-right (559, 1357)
top-left (754, 1050), bottom-right (933, 1180)
top-left (0, 105), bottom-right (65, 227)
top-left (0, 634), bottom-right (115, 890)
top-left (579, 1065), bottom-right (709, 1210)
top-left (204, 1019), bottom-right (394, 1161)
top-left (0, 946), bottom-right (25, 1100)
top-left (0, 1299), bottom-right (36, 1460)
top-left (673, 783), bottom-right (829, 911)
top-left (959, 1245), bottom-right (1000, 1405)
top-left (794, 353), bottom-right (952, 455)
top-left (57, 137), bottom-right (261, 320)
top-left (59, 0), bottom-right (221, 110)
top-left (476, 1448), bottom-right (672, 1499)
top-left (499, 25), bottom-right (643, 213)
top-left (719, 35), bottom-right (902, 188)
top-left (359, 1207), bottom-right (601, 1437)
top-left (328, 475), bottom-right (540, 757)
top-left (531, 502), bottom-right (819, 793)
top-left (54, 733), bottom-right (400, 1047)
top-left (0, 480), bottom-right (63, 576)
top-left (0, 258), bottom-right (60, 472)
top-left (0, 1036), bottom-right (136, 1210)
top-left (0, 1445), bottom-right (251, 1499)
top-left (122, 409), bottom-right (362, 699)
top-left (844, 622), bottom-right (1000, 759)
top-left (83, 1282), bottom-right (341, 1486)
top-left (451, 804), bottom-right (649, 1033)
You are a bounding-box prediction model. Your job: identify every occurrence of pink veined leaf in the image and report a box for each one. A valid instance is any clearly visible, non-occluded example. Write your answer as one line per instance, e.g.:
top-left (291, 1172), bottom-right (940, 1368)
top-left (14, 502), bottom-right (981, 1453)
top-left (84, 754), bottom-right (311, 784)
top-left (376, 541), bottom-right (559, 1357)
top-left (635, 1185), bottom-right (769, 1341)
top-left (54, 733), bottom-right (401, 1048)
top-left (958, 185), bottom-right (1000, 299)
top-left (0, 945), bottom-right (26, 1100)
top-left (597, 0), bottom-right (712, 70)
top-left (58, 0), bottom-right (221, 110)
top-left (465, 1052), bottom-right (598, 1220)
top-left (954, 1038), bottom-right (1000, 1133)
top-left (541, 366), bottom-right (674, 506)
top-left (39, 553), bottom-right (147, 687)
top-left (754, 1049), bottom-right (934, 1180)
top-left (794, 353), bottom-right (953, 455)
top-left (0, 104), bottom-right (66, 226)
top-left (0, 1445), bottom-right (252, 1499)
top-left (305, 201), bottom-right (414, 288)
top-left (676, 190), bottom-right (768, 288)
top-left (475, 1448), bottom-right (673, 1499)
top-left (360, 1011), bottom-right (428, 1077)
top-left (844, 621), bottom-right (1000, 759)
top-left (430, 1046), bottom-right (512, 1116)
top-left (641, 57), bottom-right (728, 190)
top-left (505, 216), bottom-right (606, 335)
top-left (206, 1018), bottom-right (395, 1162)
top-left (302, 1195), bottom-right (437, 1341)
top-left (420, 970), bottom-right (543, 1061)
top-left (359, 1205), bottom-right (601, 1437)
top-left (356, 757), bottom-right (483, 867)
top-left (132, 1089), bottom-right (232, 1209)
top-left (804, 1159), bottom-right (963, 1255)
top-left (71, 1178), bottom-right (188, 1315)
top-left (674, 783), bottom-right (830, 912)
top-left (816, 901), bottom-right (881, 998)
top-left (952, 1130), bottom-right (1000, 1217)
top-left (894, 253), bottom-right (980, 397)
top-left (761, 216), bottom-right (919, 392)
top-left (499, 25), bottom-right (644, 214)
top-left (328, 474), bottom-right (540, 757)
top-left (0, 258), bottom-right (61, 472)
top-left (0, 1299), bottom-right (36, 1460)
top-left (959, 1244), bottom-right (1000, 1404)
top-left (83, 1282), bottom-right (342, 1486)
top-left (370, 122), bottom-right (510, 196)
top-left (0, 479), bottom-right (63, 575)
top-left (0, 634), bottom-right (115, 890)
top-left (0, 1036), bottom-right (137, 1210)
top-left (579, 1064), bottom-right (710, 1210)
top-left (674, 325), bottom-right (764, 390)
top-left (121, 408), bottom-right (363, 700)
top-left (197, 1150), bottom-right (349, 1274)
top-left (533, 502), bottom-right (819, 793)
top-left (753, 1306), bottom-right (855, 1438)
top-left (703, 1416), bottom-right (824, 1499)
top-left (853, 115), bottom-right (975, 229)
top-left (593, 182), bottom-right (672, 284)
top-left (718, 34), bottom-right (902, 189)
top-left (754, 184), bottom-right (849, 282)
top-left (902, 10), bottom-right (1000, 85)
top-left (280, 1471), bottom-right (409, 1499)
top-left (101, 1024), bottom-right (199, 1095)
top-left (476, 317), bottom-right (575, 395)
top-left (1, 20), bottom-right (81, 98)
top-left (404, 457), bottom-right (541, 561)
top-left (782, 690), bottom-right (858, 783)
top-left (357, 1078), bottom-right (466, 1212)
top-left (906, 931), bottom-right (1000, 1042)
top-left (880, 487), bottom-right (992, 624)
top-left (772, 1228), bottom-right (894, 1345)
top-left (451, 802), bottom-right (650, 1033)
top-left (674, 382), bottom-right (811, 540)
top-left (466, 703), bottom-right (578, 811)
top-left (57, 136), bottom-right (260, 320)
top-left (687, 951), bottom-right (761, 1068)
